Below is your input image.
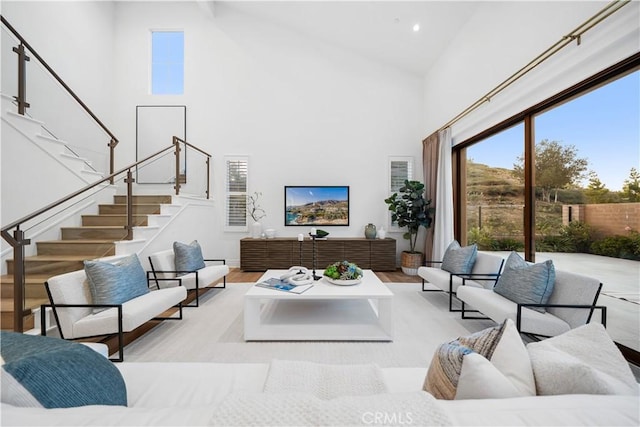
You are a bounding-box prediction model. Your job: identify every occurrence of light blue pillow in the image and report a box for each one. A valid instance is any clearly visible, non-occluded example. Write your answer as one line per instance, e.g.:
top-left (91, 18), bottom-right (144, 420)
top-left (441, 240), bottom-right (478, 274)
top-left (84, 254), bottom-right (149, 311)
top-left (0, 332), bottom-right (127, 408)
top-left (493, 252), bottom-right (555, 313)
top-left (174, 240), bottom-right (206, 275)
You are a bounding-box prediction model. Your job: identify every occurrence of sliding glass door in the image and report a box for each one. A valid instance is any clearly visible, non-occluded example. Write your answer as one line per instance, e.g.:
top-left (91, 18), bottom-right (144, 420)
top-left (533, 71), bottom-right (639, 351)
top-left (463, 124), bottom-right (525, 252)
top-left (455, 62), bottom-right (639, 354)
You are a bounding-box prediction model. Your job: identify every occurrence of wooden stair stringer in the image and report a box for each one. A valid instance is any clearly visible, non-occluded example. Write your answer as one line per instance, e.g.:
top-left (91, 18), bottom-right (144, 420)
top-left (1, 107), bottom-right (103, 186)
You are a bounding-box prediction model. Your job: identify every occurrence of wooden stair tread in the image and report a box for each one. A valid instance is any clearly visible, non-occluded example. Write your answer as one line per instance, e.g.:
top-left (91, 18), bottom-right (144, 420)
top-left (100, 203), bottom-right (161, 207)
top-left (83, 214), bottom-right (149, 217)
top-left (1, 298), bottom-right (48, 310)
top-left (113, 195), bottom-right (171, 199)
top-left (62, 226), bottom-right (126, 229)
top-left (17, 255), bottom-right (97, 261)
top-left (1, 274), bottom-right (51, 282)
top-left (38, 240), bottom-right (117, 244)
top-left (82, 213), bottom-right (148, 218)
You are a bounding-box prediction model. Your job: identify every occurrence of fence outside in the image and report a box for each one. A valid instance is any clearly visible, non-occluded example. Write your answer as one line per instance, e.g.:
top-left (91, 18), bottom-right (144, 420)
top-left (563, 203), bottom-right (640, 236)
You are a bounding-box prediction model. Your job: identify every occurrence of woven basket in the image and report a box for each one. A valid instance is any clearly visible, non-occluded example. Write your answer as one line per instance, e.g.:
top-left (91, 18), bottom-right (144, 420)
top-left (401, 251), bottom-right (423, 276)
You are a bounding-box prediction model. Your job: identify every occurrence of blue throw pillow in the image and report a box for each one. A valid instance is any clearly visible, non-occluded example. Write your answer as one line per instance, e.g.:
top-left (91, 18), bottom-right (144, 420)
top-left (174, 240), bottom-right (206, 275)
top-left (84, 254), bottom-right (149, 312)
top-left (493, 252), bottom-right (555, 313)
top-left (441, 240), bottom-right (478, 274)
top-left (0, 332), bottom-right (127, 408)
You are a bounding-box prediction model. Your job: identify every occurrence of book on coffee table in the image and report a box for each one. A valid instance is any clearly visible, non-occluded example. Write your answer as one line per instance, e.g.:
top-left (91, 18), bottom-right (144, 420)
top-left (256, 277), bottom-right (313, 294)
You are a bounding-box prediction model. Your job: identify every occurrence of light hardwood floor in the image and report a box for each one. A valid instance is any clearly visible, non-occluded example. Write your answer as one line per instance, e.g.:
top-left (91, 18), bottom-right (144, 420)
top-left (225, 268), bottom-right (422, 283)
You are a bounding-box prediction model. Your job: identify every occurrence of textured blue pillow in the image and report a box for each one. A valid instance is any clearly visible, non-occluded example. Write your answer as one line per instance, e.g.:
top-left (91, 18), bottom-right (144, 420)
top-left (0, 332), bottom-right (127, 408)
top-left (441, 240), bottom-right (478, 274)
top-left (493, 252), bottom-right (555, 313)
top-left (84, 254), bottom-right (149, 311)
top-left (174, 240), bottom-right (206, 275)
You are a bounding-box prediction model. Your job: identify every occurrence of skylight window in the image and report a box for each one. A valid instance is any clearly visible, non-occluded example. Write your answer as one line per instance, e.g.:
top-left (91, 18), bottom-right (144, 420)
top-left (151, 31), bottom-right (184, 95)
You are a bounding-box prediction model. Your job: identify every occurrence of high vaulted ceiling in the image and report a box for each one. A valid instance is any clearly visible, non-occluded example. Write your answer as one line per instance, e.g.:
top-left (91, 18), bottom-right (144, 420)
top-left (216, 1), bottom-right (481, 76)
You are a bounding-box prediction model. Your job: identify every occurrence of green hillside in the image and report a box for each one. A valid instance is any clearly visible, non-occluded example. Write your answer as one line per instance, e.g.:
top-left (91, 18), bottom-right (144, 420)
top-left (467, 162), bottom-right (523, 203)
top-left (465, 161), bottom-right (639, 259)
top-left (466, 161), bottom-right (563, 250)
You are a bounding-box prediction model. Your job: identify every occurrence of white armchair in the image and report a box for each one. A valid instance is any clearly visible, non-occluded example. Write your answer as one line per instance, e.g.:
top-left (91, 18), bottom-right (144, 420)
top-left (457, 269), bottom-right (606, 338)
top-left (148, 249), bottom-right (229, 307)
top-left (418, 252), bottom-right (505, 311)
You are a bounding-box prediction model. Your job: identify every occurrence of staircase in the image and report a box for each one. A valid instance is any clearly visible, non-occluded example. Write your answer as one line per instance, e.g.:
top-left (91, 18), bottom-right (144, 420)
top-left (0, 194), bottom-right (173, 331)
top-left (0, 21), bottom-right (208, 333)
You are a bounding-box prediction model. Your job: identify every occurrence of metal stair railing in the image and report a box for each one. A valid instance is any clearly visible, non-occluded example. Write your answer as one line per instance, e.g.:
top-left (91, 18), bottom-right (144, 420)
top-left (1, 16), bottom-right (213, 332)
top-left (1, 14), bottom-right (120, 182)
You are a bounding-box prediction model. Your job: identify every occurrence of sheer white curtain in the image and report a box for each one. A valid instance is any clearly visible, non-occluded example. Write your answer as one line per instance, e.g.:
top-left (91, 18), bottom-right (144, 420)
top-left (433, 128), bottom-right (454, 261)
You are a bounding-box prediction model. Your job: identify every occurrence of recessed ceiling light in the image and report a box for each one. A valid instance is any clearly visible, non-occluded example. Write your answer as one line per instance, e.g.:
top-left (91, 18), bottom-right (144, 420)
top-left (413, 23), bottom-right (420, 32)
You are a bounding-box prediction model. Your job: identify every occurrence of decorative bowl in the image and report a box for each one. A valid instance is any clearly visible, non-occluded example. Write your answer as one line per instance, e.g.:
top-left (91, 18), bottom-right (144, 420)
top-left (324, 277), bottom-right (362, 286)
top-left (309, 229), bottom-right (329, 238)
top-left (323, 260), bottom-right (363, 285)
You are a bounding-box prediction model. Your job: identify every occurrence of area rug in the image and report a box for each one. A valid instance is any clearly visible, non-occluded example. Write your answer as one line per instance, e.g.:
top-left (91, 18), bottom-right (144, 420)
top-left (123, 283), bottom-right (495, 366)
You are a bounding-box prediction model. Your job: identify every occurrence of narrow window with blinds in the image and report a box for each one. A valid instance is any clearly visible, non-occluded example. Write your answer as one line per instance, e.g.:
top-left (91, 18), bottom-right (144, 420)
top-left (389, 157), bottom-right (413, 193)
top-left (225, 156), bottom-right (248, 231)
top-left (388, 156), bottom-right (413, 230)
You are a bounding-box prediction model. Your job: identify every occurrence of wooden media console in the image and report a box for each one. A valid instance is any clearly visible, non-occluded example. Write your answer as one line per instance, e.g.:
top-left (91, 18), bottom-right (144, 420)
top-left (240, 237), bottom-right (396, 271)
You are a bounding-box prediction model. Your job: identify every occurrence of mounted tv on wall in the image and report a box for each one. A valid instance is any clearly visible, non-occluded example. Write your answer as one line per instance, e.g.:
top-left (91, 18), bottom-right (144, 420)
top-left (284, 186), bottom-right (349, 226)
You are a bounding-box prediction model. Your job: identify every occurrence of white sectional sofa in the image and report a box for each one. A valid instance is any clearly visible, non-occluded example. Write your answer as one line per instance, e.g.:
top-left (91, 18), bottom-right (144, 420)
top-left (3, 362), bottom-right (638, 426)
top-left (3, 319), bottom-right (638, 426)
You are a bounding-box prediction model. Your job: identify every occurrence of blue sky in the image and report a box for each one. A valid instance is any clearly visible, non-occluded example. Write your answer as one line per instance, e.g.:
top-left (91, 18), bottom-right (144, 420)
top-left (151, 31), bottom-right (184, 95)
top-left (469, 71), bottom-right (639, 191)
top-left (286, 186), bottom-right (349, 206)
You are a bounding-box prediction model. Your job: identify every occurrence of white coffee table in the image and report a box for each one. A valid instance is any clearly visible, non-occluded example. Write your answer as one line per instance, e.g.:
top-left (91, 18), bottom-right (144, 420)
top-left (244, 269), bottom-right (394, 341)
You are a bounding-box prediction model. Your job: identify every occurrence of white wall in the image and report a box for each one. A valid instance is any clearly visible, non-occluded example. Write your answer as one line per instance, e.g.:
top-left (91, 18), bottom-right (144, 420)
top-left (422, 1), bottom-right (639, 144)
top-left (1, 1), bottom-right (117, 171)
top-left (111, 2), bottom-right (426, 265)
top-left (0, 110), bottom-right (96, 225)
top-left (3, 1), bottom-right (637, 268)
top-left (135, 199), bottom-right (219, 272)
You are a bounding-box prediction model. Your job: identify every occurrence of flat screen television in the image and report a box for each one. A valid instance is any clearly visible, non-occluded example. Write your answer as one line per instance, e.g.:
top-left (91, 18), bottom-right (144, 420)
top-left (284, 186), bottom-right (349, 226)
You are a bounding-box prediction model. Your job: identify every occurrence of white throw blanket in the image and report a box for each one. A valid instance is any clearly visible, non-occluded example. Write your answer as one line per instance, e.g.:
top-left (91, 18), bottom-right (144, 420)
top-left (263, 359), bottom-right (388, 399)
top-left (210, 360), bottom-right (453, 426)
top-left (210, 391), bottom-right (452, 426)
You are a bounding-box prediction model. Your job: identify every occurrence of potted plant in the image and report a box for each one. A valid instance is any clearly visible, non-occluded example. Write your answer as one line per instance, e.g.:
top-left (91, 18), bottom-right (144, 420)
top-left (384, 180), bottom-right (434, 275)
